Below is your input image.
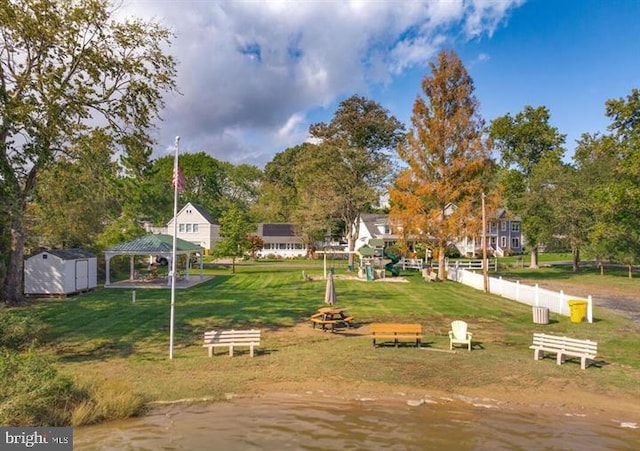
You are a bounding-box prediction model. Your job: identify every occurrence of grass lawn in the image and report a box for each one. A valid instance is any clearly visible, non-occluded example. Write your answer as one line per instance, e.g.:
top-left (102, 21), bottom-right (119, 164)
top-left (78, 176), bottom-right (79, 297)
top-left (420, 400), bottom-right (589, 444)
top-left (13, 262), bottom-right (640, 424)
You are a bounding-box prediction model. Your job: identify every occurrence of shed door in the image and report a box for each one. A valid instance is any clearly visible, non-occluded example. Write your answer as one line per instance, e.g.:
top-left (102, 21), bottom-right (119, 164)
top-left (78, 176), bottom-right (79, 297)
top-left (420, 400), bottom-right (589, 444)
top-left (75, 260), bottom-right (89, 291)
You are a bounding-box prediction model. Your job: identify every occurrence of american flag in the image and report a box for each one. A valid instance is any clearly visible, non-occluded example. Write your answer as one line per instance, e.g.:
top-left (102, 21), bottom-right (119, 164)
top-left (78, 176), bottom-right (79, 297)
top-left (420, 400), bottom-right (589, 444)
top-left (172, 165), bottom-right (186, 192)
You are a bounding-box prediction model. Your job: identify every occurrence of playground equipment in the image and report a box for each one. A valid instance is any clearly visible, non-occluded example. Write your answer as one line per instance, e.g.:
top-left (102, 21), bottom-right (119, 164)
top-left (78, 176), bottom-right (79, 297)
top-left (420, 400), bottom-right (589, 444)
top-left (355, 239), bottom-right (402, 279)
top-left (383, 250), bottom-right (400, 277)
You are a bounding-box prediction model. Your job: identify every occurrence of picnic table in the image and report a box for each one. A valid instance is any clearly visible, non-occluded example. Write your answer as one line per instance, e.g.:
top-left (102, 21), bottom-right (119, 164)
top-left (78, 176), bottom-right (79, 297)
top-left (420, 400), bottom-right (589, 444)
top-left (310, 307), bottom-right (354, 332)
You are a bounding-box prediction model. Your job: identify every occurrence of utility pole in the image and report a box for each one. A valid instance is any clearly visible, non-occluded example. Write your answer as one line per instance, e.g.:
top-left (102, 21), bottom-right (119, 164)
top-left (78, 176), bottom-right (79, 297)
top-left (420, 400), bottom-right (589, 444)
top-left (482, 192), bottom-right (488, 293)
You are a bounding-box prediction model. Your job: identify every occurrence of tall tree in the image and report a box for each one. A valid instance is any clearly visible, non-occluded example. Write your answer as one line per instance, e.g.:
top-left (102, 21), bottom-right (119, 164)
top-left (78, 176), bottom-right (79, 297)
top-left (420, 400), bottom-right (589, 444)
top-left (489, 106), bottom-right (566, 268)
top-left (589, 89), bottom-right (640, 277)
top-left (29, 130), bottom-right (121, 249)
top-left (389, 50), bottom-right (496, 280)
top-left (308, 95), bottom-right (406, 268)
top-left (252, 144), bottom-right (309, 222)
top-left (0, 0), bottom-right (177, 304)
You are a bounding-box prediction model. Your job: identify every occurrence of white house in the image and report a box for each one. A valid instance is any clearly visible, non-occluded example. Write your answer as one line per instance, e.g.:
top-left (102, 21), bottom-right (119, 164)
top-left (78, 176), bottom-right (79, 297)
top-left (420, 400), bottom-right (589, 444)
top-left (354, 213), bottom-right (399, 250)
top-left (163, 203), bottom-right (220, 253)
top-left (255, 223), bottom-right (306, 258)
top-left (24, 249), bottom-right (97, 296)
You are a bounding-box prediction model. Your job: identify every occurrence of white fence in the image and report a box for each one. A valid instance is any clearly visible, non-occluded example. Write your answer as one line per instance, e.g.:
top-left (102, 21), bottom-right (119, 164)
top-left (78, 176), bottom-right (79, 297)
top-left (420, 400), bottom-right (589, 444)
top-left (447, 266), bottom-right (593, 323)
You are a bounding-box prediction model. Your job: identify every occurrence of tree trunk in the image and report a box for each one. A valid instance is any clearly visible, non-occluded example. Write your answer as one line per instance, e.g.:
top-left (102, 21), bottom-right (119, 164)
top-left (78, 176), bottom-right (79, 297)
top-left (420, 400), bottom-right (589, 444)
top-left (4, 209), bottom-right (26, 305)
top-left (232, 256), bottom-right (236, 274)
top-left (529, 246), bottom-right (539, 269)
top-left (437, 245), bottom-right (446, 281)
top-left (572, 247), bottom-right (580, 272)
top-left (346, 214), bottom-right (360, 271)
top-left (629, 264), bottom-right (633, 280)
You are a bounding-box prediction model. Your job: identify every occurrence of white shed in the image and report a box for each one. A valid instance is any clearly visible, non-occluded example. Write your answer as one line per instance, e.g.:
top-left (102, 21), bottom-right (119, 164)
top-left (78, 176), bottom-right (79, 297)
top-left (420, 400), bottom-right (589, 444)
top-left (24, 249), bottom-right (98, 296)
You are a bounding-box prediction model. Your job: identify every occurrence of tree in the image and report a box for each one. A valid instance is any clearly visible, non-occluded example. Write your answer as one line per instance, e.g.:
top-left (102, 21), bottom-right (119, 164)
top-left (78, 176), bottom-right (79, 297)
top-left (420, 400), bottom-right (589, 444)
top-left (389, 50), bottom-right (496, 280)
top-left (252, 144), bottom-right (309, 222)
top-left (489, 106), bottom-right (566, 268)
top-left (308, 95), bottom-right (406, 268)
top-left (0, 0), bottom-right (177, 304)
top-left (212, 206), bottom-right (252, 273)
top-left (589, 89), bottom-right (640, 277)
top-left (29, 130), bottom-right (121, 249)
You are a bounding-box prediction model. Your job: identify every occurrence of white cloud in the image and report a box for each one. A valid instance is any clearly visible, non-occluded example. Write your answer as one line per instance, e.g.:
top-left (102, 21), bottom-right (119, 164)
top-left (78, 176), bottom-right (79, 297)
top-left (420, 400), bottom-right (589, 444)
top-left (118, 0), bottom-right (523, 166)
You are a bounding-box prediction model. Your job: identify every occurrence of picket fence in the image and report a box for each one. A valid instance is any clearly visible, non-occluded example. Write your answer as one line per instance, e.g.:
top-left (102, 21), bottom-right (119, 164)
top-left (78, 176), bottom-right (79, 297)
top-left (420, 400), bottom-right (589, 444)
top-left (446, 266), bottom-right (593, 323)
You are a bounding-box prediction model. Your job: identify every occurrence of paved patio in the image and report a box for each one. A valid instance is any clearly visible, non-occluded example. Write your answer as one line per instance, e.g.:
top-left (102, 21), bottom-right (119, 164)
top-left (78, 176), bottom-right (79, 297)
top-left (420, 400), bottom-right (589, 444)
top-left (105, 275), bottom-right (214, 290)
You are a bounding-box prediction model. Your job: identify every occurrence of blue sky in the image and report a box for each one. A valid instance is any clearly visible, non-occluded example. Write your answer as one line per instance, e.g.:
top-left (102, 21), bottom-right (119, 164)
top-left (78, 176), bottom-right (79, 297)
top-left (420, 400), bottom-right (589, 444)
top-left (124, 0), bottom-right (639, 166)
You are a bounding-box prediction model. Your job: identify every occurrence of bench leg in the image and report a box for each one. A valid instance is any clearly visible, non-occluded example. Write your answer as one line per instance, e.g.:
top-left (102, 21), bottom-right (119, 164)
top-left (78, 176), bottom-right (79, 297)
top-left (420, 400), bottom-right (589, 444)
top-left (208, 346), bottom-right (213, 358)
top-left (556, 353), bottom-right (564, 365)
top-left (229, 345), bottom-right (234, 357)
top-left (580, 357), bottom-right (587, 370)
top-left (533, 349), bottom-right (541, 361)
top-left (250, 344), bottom-right (255, 358)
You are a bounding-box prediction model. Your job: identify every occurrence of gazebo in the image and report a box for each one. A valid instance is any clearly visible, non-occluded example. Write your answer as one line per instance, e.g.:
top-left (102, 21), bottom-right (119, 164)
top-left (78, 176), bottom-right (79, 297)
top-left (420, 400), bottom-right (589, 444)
top-left (104, 234), bottom-right (204, 286)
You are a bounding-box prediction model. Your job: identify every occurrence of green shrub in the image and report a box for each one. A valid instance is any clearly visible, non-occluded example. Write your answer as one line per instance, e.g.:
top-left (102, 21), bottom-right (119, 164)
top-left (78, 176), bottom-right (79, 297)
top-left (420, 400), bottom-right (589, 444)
top-left (0, 349), bottom-right (88, 426)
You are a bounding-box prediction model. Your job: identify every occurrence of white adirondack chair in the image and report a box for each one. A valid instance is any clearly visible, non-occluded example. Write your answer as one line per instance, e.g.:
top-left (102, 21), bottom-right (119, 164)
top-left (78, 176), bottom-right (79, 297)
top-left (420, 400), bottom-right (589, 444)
top-left (449, 320), bottom-right (472, 351)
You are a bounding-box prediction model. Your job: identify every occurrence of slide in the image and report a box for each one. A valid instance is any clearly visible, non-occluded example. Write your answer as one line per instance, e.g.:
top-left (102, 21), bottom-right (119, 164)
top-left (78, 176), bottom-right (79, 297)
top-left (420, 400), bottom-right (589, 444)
top-left (384, 251), bottom-right (400, 277)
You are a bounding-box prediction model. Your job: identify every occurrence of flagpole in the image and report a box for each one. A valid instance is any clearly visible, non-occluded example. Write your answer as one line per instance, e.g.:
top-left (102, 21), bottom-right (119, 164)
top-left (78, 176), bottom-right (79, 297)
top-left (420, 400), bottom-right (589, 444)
top-left (169, 135), bottom-right (180, 359)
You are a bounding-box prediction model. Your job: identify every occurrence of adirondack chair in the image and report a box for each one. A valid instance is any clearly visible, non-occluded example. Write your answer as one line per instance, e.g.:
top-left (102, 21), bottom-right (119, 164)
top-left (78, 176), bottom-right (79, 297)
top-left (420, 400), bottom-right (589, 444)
top-left (449, 320), bottom-right (472, 351)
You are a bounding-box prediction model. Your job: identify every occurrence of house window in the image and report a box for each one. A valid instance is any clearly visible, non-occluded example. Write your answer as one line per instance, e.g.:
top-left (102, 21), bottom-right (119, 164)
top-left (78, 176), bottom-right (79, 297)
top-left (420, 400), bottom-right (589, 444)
top-left (279, 243), bottom-right (287, 250)
top-left (193, 224), bottom-right (198, 233)
top-left (501, 221), bottom-right (507, 231)
top-left (512, 238), bottom-right (520, 248)
top-left (500, 236), bottom-right (507, 248)
top-left (511, 222), bottom-right (520, 232)
top-left (489, 223), bottom-right (497, 233)
top-left (186, 224), bottom-right (192, 233)
top-left (179, 224), bottom-right (185, 233)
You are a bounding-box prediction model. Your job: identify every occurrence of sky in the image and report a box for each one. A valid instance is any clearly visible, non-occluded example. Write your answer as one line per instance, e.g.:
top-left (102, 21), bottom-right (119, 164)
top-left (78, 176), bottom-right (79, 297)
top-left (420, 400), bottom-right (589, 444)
top-left (119, 0), bottom-right (640, 167)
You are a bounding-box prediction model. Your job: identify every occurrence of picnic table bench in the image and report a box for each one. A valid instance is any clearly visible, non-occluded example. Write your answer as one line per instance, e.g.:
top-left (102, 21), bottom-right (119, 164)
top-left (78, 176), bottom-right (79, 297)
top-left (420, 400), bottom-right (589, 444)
top-left (203, 329), bottom-right (261, 357)
top-left (529, 332), bottom-right (598, 370)
top-left (370, 323), bottom-right (422, 348)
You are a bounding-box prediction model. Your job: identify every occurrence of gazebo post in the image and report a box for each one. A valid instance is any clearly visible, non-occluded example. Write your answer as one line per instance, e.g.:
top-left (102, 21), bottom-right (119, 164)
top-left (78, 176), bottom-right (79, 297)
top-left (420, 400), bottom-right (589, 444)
top-left (130, 255), bottom-right (135, 280)
top-left (104, 254), bottom-right (111, 285)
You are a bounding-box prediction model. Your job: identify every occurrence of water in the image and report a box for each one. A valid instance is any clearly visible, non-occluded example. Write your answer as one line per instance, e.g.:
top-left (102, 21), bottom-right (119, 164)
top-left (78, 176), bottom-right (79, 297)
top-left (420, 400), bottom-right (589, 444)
top-left (75, 394), bottom-right (639, 450)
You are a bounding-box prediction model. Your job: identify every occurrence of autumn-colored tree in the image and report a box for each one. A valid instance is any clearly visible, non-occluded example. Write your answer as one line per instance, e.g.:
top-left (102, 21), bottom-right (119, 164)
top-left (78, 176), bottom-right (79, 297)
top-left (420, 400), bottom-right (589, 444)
top-left (389, 50), bottom-right (496, 280)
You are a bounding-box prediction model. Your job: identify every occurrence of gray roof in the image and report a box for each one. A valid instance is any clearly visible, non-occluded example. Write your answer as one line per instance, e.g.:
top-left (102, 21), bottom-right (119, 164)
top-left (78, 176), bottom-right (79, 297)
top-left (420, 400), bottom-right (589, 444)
top-left (105, 234), bottom-right (203, 255)
top-left (187, 203), bottom-right (218, 225)
top-left (31, 249), bottom-right (96, 260)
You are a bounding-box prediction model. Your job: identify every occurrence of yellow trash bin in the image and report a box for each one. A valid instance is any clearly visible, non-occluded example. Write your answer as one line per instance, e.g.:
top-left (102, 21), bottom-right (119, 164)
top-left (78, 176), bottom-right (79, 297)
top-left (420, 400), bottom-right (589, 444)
top-left (568, 300), bottom-right (588, 323)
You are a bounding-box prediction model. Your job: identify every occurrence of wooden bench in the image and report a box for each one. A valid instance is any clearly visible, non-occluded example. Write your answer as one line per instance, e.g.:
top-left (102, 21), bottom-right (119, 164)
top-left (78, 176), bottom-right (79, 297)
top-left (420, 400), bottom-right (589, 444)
top-left (529, 333), bottom-right (597, 370)
top-left (370, 323), bottom-right (422, 348)
top-left (203, 329), bottom-right (261, 357)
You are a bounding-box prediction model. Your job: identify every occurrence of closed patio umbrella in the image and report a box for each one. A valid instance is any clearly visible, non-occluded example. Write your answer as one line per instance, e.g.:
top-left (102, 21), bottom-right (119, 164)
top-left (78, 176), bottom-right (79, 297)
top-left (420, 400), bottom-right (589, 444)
top-left (324, 271), bottom-right (337, 305)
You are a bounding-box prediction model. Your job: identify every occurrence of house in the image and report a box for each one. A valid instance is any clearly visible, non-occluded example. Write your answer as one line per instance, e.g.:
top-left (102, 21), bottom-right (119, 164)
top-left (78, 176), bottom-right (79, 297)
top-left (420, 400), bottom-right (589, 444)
top-left (255, 223), bottom-right (306, 258)
top-left (24, 249), bottom-right (97, 296)
top-left (149, 202), bottom-right (220, 254)
top-left (452, 208), bottom-right (523, 257)
top-left (355, 209), bottom-right (523, 257)
top-left (355, 213), bottom-right (399, 250)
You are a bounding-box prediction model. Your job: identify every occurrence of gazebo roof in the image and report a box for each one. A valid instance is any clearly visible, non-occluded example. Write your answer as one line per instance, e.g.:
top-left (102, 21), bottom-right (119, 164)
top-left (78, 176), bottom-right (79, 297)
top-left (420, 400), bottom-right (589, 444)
top-left (105, 234), bottom-right (203, 255)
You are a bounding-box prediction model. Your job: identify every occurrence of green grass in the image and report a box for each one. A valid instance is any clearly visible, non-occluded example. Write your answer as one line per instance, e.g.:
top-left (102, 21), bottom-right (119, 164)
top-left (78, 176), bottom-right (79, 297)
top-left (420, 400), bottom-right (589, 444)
top-left (8, 263), bottom-right (640, 425)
